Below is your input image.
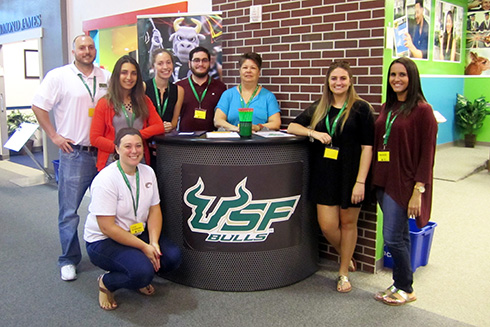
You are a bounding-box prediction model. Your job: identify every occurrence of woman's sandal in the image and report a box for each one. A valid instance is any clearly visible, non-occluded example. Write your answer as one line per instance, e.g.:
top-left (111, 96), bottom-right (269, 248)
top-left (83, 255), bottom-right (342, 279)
top-left (138, 284), bottom-right (155, 296)
top-left (374, 285), bottom-right (417, 306)
top-left (374, 285), bottom-right (397, 302)
top-left (381, 288), bottom-right (417, 306)
top-left (348, 258), bottom-right (357, 272)
top-left (98, 275), bottom-right (118, 311)
top-left (336, 275), bottom-right (352, 293)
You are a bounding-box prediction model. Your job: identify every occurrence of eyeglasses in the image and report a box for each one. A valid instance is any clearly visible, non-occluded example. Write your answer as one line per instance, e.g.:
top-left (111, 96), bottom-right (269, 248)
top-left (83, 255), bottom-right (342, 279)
top-left (191, 58), bottom-right (210, 64)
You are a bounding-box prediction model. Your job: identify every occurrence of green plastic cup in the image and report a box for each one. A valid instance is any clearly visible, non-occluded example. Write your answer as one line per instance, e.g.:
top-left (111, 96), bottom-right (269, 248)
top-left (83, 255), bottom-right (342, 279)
top-left (238, 108), bottom-right (253, 138)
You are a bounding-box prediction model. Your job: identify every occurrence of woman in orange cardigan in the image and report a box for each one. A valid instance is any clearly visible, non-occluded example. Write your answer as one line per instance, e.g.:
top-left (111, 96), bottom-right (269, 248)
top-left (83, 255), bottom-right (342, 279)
top-left (91, 55), bottom-right (164, 171)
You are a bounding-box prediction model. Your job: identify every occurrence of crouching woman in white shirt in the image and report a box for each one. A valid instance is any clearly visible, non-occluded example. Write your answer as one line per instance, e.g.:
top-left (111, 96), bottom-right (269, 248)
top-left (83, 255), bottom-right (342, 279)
top-left (84, 127), bottom-right (181, 310)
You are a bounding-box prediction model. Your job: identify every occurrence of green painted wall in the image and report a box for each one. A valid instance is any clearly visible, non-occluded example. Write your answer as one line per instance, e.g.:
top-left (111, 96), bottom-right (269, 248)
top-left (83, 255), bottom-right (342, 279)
top-left (462, 78), bottom-right (490, 142)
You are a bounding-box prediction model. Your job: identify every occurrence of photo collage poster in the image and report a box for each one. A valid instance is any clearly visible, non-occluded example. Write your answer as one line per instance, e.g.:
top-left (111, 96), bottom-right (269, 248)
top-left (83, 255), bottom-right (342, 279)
top-left (137, 14), bottom-right (223, 82)
top-left (466, 0), bottom-right (490, 75)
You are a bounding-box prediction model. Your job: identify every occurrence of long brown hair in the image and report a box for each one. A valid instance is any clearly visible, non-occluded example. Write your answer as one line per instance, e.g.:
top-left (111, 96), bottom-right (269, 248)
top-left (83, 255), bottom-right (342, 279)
top-left (386, 57), bottom-right (427, 115)
top-left (105, 55), bottom-right (148, 119)
top-left (310, 61), bottom-right (364, 131)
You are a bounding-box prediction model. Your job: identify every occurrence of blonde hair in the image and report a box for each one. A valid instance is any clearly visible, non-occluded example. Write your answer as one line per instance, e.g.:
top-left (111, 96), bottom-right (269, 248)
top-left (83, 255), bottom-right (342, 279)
top-left (310, 61), bottom-right (365, 132)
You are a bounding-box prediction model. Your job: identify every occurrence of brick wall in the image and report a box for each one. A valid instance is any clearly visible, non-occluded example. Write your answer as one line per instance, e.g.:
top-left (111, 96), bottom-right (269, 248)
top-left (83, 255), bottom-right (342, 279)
top-left (213, 0), bottom-right (386, 273)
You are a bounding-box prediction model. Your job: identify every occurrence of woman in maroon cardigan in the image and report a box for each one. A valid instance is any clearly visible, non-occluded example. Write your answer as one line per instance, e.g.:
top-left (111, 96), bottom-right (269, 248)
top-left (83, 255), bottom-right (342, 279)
top-left (372, 57), bottom-right (437, 306)
top-left (90, 55), bottom-right (164, 171)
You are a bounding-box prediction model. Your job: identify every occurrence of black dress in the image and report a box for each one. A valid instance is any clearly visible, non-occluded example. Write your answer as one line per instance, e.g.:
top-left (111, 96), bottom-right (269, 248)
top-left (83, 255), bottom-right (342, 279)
top-left (292, 100), bottom-right (374, 208)
top-left (145, 79), bottom-right (178, 122)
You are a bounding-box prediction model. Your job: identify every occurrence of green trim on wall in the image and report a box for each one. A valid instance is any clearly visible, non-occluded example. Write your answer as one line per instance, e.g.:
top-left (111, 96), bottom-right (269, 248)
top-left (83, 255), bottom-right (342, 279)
top-left (375, 204), bottom-right (384, 261)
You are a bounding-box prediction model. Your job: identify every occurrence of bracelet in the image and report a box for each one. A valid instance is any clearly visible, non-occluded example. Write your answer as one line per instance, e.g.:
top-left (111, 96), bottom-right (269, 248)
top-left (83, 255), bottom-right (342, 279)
top-left (356, 181), bottom-right (365, 184)
top-left (307, 129), bottom-right (314, 142)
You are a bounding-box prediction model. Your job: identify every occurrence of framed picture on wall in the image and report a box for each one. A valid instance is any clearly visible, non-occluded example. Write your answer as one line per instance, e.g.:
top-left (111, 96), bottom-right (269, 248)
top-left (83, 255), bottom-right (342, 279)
top-left (433, 1), bottom-right (463, 62)
top-left (391, 0), bottom-right (431, 60)
top-left (24, 49), bottom-right (39, 79)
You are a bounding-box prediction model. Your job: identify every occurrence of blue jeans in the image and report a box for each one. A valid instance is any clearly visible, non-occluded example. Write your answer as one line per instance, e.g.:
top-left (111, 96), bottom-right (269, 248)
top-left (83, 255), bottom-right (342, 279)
top-left (376, 189), bottom-right (413, 293)
top-left (57, 148), bottom-right (98, 266)
top-left (86, 231), bottom-right (181, 292)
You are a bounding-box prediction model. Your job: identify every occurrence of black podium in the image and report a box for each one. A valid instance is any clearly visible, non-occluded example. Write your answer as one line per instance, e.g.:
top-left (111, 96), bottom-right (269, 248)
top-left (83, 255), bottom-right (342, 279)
top-left (154, 133), bottom-right (318, 291)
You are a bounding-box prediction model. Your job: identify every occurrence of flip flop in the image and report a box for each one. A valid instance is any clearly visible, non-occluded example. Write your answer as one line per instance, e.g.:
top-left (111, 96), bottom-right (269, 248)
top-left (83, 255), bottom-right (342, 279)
top-left (337, 275), bottom-right (352, 293)
top-left (98, 275), bottom-right (118, 311)
top-left (348, 258), bottom-right (357, 272)
top-left (381, 288), bottom-right (417, 306)
top-left (138, 284), bottom-right (155, 296)
top-left (374, 285), bottom-right (397, 302)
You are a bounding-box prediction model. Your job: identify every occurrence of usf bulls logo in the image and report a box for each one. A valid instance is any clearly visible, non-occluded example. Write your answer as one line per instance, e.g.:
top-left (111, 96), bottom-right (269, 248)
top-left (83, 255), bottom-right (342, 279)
top-left (184, 177), bottom-right (300, 243)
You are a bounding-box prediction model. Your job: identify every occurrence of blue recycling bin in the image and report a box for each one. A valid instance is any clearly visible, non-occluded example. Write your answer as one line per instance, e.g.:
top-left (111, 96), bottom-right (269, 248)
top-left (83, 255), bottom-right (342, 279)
top-left (52, 160), bottom-right (59, 183)
top-left (384, 219), bottom-right (437, 272)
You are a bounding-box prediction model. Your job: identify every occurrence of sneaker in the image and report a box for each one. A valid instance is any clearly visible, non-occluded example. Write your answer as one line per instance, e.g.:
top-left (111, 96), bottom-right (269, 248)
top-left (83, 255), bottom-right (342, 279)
top-left (61, 264), bottom-right (77, 281)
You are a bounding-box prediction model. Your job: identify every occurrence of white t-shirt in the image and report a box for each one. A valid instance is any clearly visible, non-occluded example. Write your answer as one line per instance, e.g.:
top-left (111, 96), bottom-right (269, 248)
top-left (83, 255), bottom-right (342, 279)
top-left (32, 63), bottom-right (111, 146)
top-left (83, 162), bottom-right (160, 243)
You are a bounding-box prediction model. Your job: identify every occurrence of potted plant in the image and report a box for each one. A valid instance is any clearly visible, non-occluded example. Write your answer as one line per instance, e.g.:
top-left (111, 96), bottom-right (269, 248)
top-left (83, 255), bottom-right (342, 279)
top-left (454, 94), bottom-right (490, 147)
top-left (7, 109), bottom-right (37, 136)
top-left (7, 109), bottom-right (38, 155)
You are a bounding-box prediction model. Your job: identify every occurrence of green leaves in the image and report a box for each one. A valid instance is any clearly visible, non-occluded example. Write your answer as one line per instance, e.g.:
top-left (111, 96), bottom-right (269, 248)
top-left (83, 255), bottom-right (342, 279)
top-left (455, 94), bottom-right (490, 135)
top-left (7, 109), bottom-right (37, 135)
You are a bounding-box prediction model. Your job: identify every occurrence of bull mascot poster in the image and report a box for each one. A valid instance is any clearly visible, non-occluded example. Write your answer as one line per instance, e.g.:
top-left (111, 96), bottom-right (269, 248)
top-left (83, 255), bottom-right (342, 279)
top-left (137, 14), bottom-right (223, 82)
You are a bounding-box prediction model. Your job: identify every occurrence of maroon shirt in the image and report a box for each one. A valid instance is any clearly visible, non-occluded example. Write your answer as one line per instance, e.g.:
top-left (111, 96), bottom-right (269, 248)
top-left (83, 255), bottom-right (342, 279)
top-left (176, 76), bottom-right (226, 132)
top-left (372, 102), bottom-right (438, 228)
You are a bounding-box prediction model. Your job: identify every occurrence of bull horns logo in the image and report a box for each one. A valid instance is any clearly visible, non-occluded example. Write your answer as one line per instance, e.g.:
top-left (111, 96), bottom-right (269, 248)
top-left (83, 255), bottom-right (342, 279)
top-left (173, 17), bottom-right (202, 34)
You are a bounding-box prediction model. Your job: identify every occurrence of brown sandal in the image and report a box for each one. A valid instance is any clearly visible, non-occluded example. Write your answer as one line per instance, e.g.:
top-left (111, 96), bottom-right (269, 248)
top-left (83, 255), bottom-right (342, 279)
top-left (98, 275), bottom-right (118, 311)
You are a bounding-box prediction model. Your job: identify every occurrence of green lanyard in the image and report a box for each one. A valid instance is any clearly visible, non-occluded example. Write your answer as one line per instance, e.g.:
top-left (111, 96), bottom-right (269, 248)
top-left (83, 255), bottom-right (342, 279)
top-left (122, 104), bottom-right (135, 127)
top-left (189, 77), bottom-right (211, 109)
top-left (325, 101), bottom-right (347, 136)
top-left (152, 78), bottom-right (169, 117)
top-left (239, 84), bottom-right (259, 108)
top-left (383, 110), bottom-right (399, 148)
top-left (117, 160), bottom-right (140, 218)
top-left (77, 74), bottom-right (96, 104)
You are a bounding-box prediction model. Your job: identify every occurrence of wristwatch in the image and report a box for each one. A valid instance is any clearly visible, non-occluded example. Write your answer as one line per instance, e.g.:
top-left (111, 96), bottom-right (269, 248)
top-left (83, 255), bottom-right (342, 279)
top-left (414, 185), bottom-right (425, 193)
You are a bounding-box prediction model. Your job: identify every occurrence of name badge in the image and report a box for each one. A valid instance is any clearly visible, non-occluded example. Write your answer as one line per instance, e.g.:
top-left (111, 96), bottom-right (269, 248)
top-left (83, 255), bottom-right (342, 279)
top-left (89, 108), bottom-right (95, 117)
top-left (130, 222), bottom-right (144, 235)
top-left (378, 151), bottom-right (390, 162)
top-left (194, 108), bottom-right (207, 120)
top-left (324, 146), bottom-right (339, 160)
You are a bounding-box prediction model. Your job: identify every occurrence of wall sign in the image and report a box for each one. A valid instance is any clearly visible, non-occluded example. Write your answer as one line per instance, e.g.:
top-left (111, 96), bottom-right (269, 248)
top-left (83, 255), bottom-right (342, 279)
top-left (0, 15), bottom-right (42, 36)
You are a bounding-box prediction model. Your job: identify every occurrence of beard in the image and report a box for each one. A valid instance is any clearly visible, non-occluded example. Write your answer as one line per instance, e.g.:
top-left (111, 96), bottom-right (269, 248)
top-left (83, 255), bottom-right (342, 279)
top-left (191, 67), bottom-right (210, 78)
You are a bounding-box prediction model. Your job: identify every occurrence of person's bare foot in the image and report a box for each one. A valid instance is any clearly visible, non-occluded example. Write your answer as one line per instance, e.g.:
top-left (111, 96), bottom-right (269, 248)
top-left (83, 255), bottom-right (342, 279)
top-left (138, 284), bottom-right (155, 296)
top-left (98, 275), bottom-right (117, 310)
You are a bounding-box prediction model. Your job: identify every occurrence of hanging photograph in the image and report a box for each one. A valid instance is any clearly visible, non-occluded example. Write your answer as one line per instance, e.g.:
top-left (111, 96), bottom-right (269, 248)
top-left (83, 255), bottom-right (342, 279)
top-left (24, 49), bottom-right (39, 79)
top-left (137, 14), bottom-right (223, 83)
top-left (434, 1), bottom-right (463, 62)
top-left (392, 0), bottom-right (431, 60)
top-left (468, 0), bottom-right (490, 11)
top-left (465, 10), bottom-right (490, 75)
